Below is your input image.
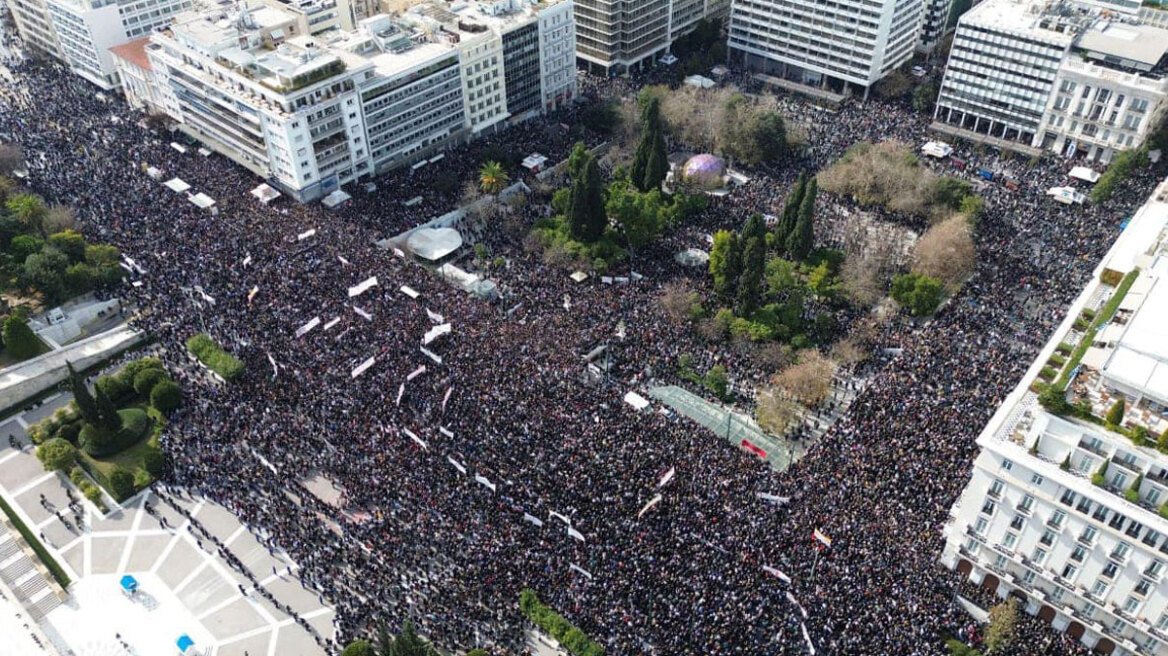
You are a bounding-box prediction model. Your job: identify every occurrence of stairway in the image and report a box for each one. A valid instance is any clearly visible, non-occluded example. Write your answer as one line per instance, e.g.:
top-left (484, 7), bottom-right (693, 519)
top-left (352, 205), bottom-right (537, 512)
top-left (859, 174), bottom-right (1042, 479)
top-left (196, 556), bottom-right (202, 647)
top-left (0, 528), bottom-right (63, 620)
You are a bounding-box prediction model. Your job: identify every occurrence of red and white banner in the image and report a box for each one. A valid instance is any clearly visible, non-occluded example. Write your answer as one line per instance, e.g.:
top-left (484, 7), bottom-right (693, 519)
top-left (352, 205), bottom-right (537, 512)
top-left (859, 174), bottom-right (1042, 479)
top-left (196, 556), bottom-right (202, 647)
top-left (425, 308), bottom-right (444, 324)
top-left (420, 347), bottom-right (442, 364)
top-left (757, 492), bottom-right (790, 505)
top-left (323, 317), bottom-right (341, 330)
top-left (786, 591), bottom-right (808, 619)
top-left (438, 426), bottom-right (454, 438)
top-left (297, 228), bottom-right (316, 241)
top-left (422, 323), bottom-right (451, 345)
top-left (567, 527), bottom-right (586, 542)
top-left (549, 511), bottom-right (571, 525)
top-left (569, 564), bottom-right (593, 580)
top-left (523, 513), bottom-right (543, 527)
top-left (247, 286), bottom-right (259, 305)
top-left (395, 383), bottom-right (405, 406)
top-left (338, 256), bottom-right (351, 266)
top-left (741, 439), bottom-right (767, 459)
top-left (801, 623), bottom-right (816, 655)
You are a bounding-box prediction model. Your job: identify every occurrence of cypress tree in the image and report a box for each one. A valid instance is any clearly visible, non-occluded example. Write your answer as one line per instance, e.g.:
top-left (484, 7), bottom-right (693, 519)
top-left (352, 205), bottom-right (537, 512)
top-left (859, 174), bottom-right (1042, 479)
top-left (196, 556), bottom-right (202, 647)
top-left (777, 173), bottom-right (806, 245)
top-left (94, 384), bottom-right (122, 432)
top-left (736, 236), bottom-right (765, 316)
top-left (714, 231), bottom-right (742, 306)
top-left (569, 154), bottom-right (606, 243)
top-left (632, 97), bottom-right (668, 192)
top-left (786, 177), bottom-right (817, 261)
top-left (67, 360), bottom-right (99, 424)
top-left (742, 213), bottom-right (766, 244)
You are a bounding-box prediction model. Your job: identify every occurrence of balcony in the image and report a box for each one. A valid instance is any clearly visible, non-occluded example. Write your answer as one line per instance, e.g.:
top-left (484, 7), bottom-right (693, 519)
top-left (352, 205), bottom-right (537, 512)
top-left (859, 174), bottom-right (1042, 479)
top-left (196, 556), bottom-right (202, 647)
top-left (1079, 437), bottom-right (1109, 457)
top-left (965, 525), bottom-right (987, 543)
top-left (1047, 517), bottom-right (1066, 531)
top-left (1108, 551), bottom-right (1129, 565)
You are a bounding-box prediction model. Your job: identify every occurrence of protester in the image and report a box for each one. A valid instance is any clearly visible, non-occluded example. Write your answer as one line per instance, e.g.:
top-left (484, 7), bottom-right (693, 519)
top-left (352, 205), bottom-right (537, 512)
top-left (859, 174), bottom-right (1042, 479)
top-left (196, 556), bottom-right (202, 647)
top-left (0, 14), bottom-right (1159, 655)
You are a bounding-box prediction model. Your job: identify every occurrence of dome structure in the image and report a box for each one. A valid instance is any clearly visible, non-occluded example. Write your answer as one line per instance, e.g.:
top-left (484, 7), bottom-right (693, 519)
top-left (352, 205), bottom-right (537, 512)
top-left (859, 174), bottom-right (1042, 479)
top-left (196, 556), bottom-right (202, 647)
top-left (681, 154), bottom-right (726, 189)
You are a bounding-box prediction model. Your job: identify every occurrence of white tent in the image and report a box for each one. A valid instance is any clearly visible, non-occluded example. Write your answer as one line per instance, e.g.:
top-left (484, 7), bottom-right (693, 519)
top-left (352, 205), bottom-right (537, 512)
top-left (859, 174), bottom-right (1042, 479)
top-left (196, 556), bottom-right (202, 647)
top-left (1069, 166), bottom-right (1101, 183)
top-left (322, 189), bottom-right (351, 208)
top-left (197, 147), bottom-right (212, 157)
top-left (624, 391), bottom-right (650, 411)
top-left (170, 142), bottom-right (187, 154)
top-left (250, 183), bottom-right (281, 204)
top-left (684, 75), bottom-right (715, 89)
top-left (1047, 186), bottom-right (1086, 205)
top-left (164, 178), bottom-right (190, 193)
top-left (407, 228), bottom-right (463, 261)
top-left (921, 141), bottom-right (953, 158)
top-left (188, 192), bottom-right (216, 209)
top-left (660, 53), bottom-right (679, 65)
top-left (570, 271), bottom-right (589, 283)
top-left (145, 166), bottom-right (162, 180)
top-left (522, 153), bottom-right (548, 172)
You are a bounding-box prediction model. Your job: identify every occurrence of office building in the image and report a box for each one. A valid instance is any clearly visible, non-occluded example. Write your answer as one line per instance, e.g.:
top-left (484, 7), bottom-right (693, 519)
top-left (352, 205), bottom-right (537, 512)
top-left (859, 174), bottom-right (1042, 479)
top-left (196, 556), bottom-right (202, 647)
top-left (727, 0), bottom-right (926, 97)
top-left (122, 0), bottom-right (575, 201)
top-left (934, 0), bottom-right (1168, 161)
top-left (942, 179), bottom-right (1168, 656)
top-left (574, 0), bottom-right (729, 74)
top-left (917, 0), bottom-right (953, 54)
top-left (9, 0), bottom-right (195, 88)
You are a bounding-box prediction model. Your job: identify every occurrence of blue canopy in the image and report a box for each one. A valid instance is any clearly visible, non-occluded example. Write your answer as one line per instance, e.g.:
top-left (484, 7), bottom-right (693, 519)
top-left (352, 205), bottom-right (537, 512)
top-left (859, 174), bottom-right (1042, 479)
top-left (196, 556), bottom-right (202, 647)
top-left (176, 635), bottom-right (194, 652)
top-left (119, 575), bottom-right (138, 592)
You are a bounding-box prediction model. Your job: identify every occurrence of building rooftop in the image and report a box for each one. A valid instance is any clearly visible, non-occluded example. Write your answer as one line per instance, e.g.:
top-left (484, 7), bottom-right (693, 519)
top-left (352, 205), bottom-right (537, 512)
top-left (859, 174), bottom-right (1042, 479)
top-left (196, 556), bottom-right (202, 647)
top-left (109, 37), bottom-right (154, 72)
top-left (962, 0), bottom-right (1082, 45)
top-left (1076, 21), bottom-right (1168, 74)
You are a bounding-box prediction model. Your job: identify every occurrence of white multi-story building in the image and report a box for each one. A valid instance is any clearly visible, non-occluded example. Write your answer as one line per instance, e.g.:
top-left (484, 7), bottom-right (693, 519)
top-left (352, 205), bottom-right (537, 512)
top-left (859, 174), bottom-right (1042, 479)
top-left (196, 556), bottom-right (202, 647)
top-left (934, 0), bottom-right (1168, 160)
top-left (917, 0), bottom-right (954, 54)
top-left (120, 0), bottom-right (575, 200)
top-left (727, 0), bottom-right (926, 98)
top-left (10, 0), bottom-right (194, 88)
top-left (942, 179), bottom-right (1168, 656)
top-left (574, 0), bottom-right (728, 74)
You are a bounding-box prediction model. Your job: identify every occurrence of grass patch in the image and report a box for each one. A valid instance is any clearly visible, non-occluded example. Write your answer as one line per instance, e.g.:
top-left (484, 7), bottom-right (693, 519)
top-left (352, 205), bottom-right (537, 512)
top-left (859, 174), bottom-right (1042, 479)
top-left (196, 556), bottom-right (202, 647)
top-left (76, 404), bottom-right (161, 502)
top-left (0, 492), bottom-right (71, 588)
top-left (186, 333), bottom-right (244, 381)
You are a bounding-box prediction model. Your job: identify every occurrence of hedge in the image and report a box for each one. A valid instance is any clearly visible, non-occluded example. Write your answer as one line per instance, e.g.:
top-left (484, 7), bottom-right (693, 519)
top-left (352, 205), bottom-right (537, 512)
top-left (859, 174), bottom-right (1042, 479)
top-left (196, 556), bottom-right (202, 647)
top-left (519, 589), bottom-right (604, 656)
top-left (186, 333), bottom-right (245, 381)
top-left (0, 492), bottom-right (71, 588)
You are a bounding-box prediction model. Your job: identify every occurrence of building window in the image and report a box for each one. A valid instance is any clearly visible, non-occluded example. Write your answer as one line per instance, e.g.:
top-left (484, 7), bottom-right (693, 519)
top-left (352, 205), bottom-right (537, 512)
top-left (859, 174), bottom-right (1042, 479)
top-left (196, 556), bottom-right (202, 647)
top-left (1040, 530), bottom-right (1056, 547)
top-left (1061, 564), bottom-right (1077, 580)
top-left (1003, 532), bottom-right (1017, 549)
top-left (1090, 580), bottom-right (1109, 599)
top-left (975, 517), bottom-right (989, 535)
top-left (1060, 489), bottom-right (1076, 506)
top-left (1080, 526), bottom-right (1098, 544)
top-left (1156, 614), bottom-right (1168, 631)
top-left (1032, 547), bottom-right (1048, 565)
top-left (1010, 515), bottom-right (1025, 531)
top-left (1111, 542), bottom-right (1131, 562)
top-left (989, 479), bottom-right (1004, 498)
top-left (1134, 579), bottom-right (1151, 596)
top-left (1147, 559), bottom-right (1165, 578)
top-left (1070, 545), bottom-right (1086, 562)
top-left (1050, 510), bottom-right (1066, 528)
top-left (1102, 562), bottom-right (1118, 579)
top-left (1002, 459), bottom-right (1013, 471)
top-left (1122, 596), bottom-right (1140, 614)
top-left (1031, 474), bottom-right (1044, 487)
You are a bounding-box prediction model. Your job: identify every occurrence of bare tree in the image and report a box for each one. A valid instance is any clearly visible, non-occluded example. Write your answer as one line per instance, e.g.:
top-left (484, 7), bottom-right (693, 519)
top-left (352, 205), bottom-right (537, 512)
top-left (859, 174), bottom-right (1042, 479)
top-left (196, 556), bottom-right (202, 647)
top-left (0, 143), bottom-right (23, 176)
top-left (830, 337), bottom-right (868, 367)
top-left (750, 341), bottom-right (795, 373)
top-left (772, 351), bottom-right (837, 407)
top-left (43, 204), bottom-right (76, 234)
top-left (911, 215), bottom-right (976, 292)
top-left (658, 282), bottom-right (699, 325)
top-left (839, 256), bottom-right (885, 307)
top-left (756, 389), bottom-right (800, 435)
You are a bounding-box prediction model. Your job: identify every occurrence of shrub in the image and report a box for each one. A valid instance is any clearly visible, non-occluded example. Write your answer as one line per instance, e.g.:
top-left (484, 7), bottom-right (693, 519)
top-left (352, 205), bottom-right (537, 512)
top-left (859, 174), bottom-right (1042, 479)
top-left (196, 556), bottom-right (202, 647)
top-left (340, 640), bottom-right (375, 656)
top-left (95, 374), bottom-right (133, 405)
top-left (119, 356), bottom-right (164, 383)
top-left (703, 365), bottom-right (729, 400)
top-left (1039, 366), bottom-right (1057, 381)
top-left (1161, 502), bottom-right (1168, 520)
top-left (133, 469), bottom-right (152, 490)
top-left (1038, 385), bottom-right (1071, 415)
top-left (518, 589), bottom-right (604, 656)
top-left (57, 420), bottom-right (81, 444)
top-left (1105, 398), bottom-right (1126, 426)
top-left (69, 466), bottom-right (86, 486)
top-left (890, 272), bottom-right (945, 317)
top-left (80, 408), bottom-right (150, 457)
top-left (186, 333), bottom-right (245, 381)
top-left (1056, 342), bottom-right (1073, 355)
top-left (36, 438), bottom-right (76, 471)
top-left (1048, 353), bottom-right (1066, 367)
top-left (151, 379), bottom-right (182, 413)
top-left (108, 467), bottom-right (135, 501)
top-left (82, 482), bottom-right (103, 506)
top-left (132, 368), bottom-right (168, 397)
top-left (141, 447), bottom-right (165, 477)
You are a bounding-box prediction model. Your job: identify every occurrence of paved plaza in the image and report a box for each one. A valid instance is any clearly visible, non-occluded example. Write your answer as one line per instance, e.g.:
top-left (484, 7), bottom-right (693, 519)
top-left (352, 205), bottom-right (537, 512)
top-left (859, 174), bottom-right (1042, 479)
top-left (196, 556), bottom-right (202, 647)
top-left (0, 395), bottom-right (335, 656)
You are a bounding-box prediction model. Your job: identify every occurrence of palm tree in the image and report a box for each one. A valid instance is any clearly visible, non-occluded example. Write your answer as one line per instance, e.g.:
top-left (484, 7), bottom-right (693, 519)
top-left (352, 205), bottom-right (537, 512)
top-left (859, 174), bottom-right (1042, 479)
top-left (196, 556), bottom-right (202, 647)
top-left (478, 160), bottom-right (509, 195)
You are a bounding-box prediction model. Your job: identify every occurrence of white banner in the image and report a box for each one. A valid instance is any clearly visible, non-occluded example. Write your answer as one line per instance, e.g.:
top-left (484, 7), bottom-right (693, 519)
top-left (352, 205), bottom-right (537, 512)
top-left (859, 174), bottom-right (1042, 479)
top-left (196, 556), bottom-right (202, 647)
top-left (195, 286), bottom-right (216, 305)
top-left (475, 474), bottom-right (496, 492)
top-left (801, 623), bottom-right (815, 655)
top-left (523, 513), bottom-right (544, 527)
top-left (350, 356), bottom-right (375, 379)
top-left (425, 308), bottom-right (444, 324)
top-left (242, 255), bottom-right (252, 267)
top-left (757, 493), bottom-right (790, 505)
top-left (295, 316), bottom-right (321, 338)
top-left (439, 426), bottom-right (454, 438)
top-left (441, 386), bottom-right (453, 413)
top-left (400, 285), bottom-right (419, 299)
top-left (396, 384), bottom-right (405, 406)
top-left (352, 306), bottom-right (372, 321)
top-left (788, 592), bottom-right (808, 619)
top-left (347, 276), bottom-right (378, 298)
top-left (569, 564), bottom-right (593, 580)
top-left (323, 317), bottom-right (341, 331)
top-left (420, 347), bottom-right (442, 364)
top-left (637, 494), bottom-right (663, 519)
top-left (297, 228), bottom-right (316, 241)
top-left (549, 511), bottom-right (571, 526)
top-left (338, 256), bottom-right (351, 266)
top-left (762, 565), bottom-right (791, 585)
top-left (657, 467), bottom-right (676, 488)
top-left (422, 323), bottom-right (452, 345)
top-left (404, 429), bottom-right (427, 451)
top-left (393, 248), bottom-right (406, 258)
top-left (247, 286), bottom-right (259, 305)
top-left (447, 456), bottom-right (466, 474)
top-left (567, 527), bottom-right (586, 542)
top-left (406, 365), bottom-right (427, 381)
top-left (266, 353), bottom-right (278, 380)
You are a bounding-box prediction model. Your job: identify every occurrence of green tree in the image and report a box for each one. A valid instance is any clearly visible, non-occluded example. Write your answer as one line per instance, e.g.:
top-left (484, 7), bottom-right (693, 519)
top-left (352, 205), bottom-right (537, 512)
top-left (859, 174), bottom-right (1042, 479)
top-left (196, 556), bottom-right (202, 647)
top-left (1105, 397), bottom-right (1126, 426)
top-left (22, 247), bottom-right (69, 302)
top-left (1159, 428), bottom-right (1168, 454)
top-left (47, 229), bottom-right (86, 262)
top-left (631, 97), bottom-right (668, 192)
top-left (389, 620), bottom-right (437, 656)
top-left (341, 640), bottom-right (375, 656)
top-left (94, 384), bottom-right (123, 432)
top-left (709, 230), bottom-right (742, 305)
top-left (913, 83), bottom-right (939, 114)
top-left (703, 365), bottom-right (729, 400)
top-left (984, 598), bottom-right (1018, 654)
top-left (377, 621), bottom-right (393, 656)
top-left (2, 314), bottom-right (42, 360)
top-left (6, 193), bottom-right (48, 237)
top-left (568, 154), bottom-right (606, 243)
top-left (891, 273), bottom-right (945, 317)
top-left (68, 360), bottom-right (100, 424)
top-left (736, 236), bottom-right (765, 316)
top-left (150, 379), bottom-right (182, 413)
top-left (786, 178), bottom-right (817, 260)
top-left (9, 234), bottom-right (43, 263)
top-left (109, 467), bottom-right (135, 500)
top-left (478, 161), bottom-right (509, 195)
top-left (36, 437), bottom-right (77, 471)
top-left (777, 174), bottom-right (806, 245)
top-left (606, 182), bottom-right (662, 250)
top-left (1125, 473), bottom-right (1144, 504)
top-left (1092, 458), bottom-right (1110, 487)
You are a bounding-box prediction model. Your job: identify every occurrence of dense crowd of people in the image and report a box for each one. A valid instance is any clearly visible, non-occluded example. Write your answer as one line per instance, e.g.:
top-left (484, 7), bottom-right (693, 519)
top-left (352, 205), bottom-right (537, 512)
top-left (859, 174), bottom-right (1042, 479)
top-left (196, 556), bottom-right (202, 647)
top-left (1, 11), bottom-right (1165, 655)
